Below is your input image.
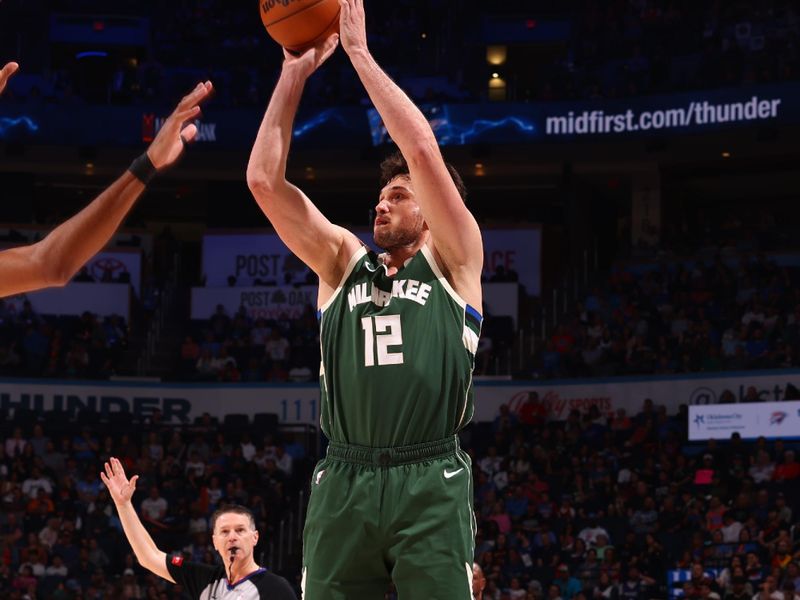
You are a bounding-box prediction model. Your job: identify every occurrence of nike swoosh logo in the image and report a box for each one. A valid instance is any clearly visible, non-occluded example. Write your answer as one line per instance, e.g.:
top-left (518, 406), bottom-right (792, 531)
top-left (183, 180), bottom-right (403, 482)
top-left (443, 468), bottom-right (464, 479)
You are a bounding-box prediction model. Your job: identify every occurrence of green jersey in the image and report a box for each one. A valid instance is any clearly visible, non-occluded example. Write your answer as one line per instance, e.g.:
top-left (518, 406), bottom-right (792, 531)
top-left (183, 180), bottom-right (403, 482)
top-left (317, 245), bottom-right (482, 447)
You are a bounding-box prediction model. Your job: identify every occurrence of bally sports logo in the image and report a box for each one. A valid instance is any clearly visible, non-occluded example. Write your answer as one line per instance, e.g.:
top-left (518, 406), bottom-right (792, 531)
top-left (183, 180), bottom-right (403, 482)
top-left (507, 390), bottom-right (612, 419)
top-left (770, 411), bottom-right (788, 425)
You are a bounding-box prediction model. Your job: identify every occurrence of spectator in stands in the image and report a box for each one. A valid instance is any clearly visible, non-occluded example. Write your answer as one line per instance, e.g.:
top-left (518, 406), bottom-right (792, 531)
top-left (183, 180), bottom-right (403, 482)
top-left (141, 485), bottom-right (168, 526)
top-left (579, 519), bottom-right (611, 548)
top-left (772, 451), bottom-right (799, 482)
top-left (554, 564), bottom-right (583, 600)
top-left (181, 336), bottom-right (201, 373)
top-left (750, 451), bottom-right (776, 484)
top-left (473, 562), bottom-right (486, 600)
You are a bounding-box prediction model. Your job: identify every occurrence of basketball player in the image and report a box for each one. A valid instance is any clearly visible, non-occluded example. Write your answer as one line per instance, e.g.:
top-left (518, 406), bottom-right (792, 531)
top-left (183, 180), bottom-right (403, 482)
top-left (246, 0), bottom-right (483, 597)
top-left (100, 457), bottom-right (296, 599)
top-left (0, 61), bottom-right (212, 297)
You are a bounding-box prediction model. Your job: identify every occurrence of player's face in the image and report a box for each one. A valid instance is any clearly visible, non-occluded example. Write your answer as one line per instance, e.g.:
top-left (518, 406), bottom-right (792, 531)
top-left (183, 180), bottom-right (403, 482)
top-left (373, 176), bottom-right (426, 251)
top-left (212, 513), bottom-right (259, 563)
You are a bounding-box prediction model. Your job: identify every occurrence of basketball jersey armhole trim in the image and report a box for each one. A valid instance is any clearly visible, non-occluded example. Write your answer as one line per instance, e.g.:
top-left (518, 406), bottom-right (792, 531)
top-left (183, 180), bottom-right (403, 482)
top-left (420, 244), bottom-right (471, 311)
top-left (318, 246), bottom-right (367, 313)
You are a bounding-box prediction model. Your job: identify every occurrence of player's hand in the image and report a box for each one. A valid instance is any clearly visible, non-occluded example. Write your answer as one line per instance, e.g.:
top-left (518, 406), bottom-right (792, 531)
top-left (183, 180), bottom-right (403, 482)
top-left (0, 62), bottom-right (20, 96)
top-left (282, 34), bottom-right (339, 80)
top-left (100, 457), bottom-right (139, 505)
top-left (146, 81), bottom-right (213, 170)
top-left (338, 0), bottom-right (368, 56)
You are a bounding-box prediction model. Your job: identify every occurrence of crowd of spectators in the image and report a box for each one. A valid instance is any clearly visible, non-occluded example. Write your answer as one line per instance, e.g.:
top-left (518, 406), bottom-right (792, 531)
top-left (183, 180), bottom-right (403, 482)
top-left (0, 0), bottom-right (467, 108)
top-left (533, 253), bottom-right (800, 379)
top-left (0, 413), bottom-right (306, 599)
top-left (179, 304), bottom-right (320, 383)
top-left (0, 300), bottom-right (127, 380)
top-left (2, 382), bottom-right (799, 599)
top-left (465, 398), bottom-right (800, 600)
top-left (2, 0), bottom-right (798, 108)
top-left (531, 0), bottom-right (800, 102)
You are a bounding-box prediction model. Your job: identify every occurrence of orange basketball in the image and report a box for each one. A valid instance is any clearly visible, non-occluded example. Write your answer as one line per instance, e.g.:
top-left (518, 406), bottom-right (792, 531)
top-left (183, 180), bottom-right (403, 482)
top-left (259, 0), bottom-right (341, 54)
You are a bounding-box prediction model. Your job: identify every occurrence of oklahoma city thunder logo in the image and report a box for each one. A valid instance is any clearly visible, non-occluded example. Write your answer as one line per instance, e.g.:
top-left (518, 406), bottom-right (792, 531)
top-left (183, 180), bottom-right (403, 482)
top-left (770, 412), bottom-right (787, 425)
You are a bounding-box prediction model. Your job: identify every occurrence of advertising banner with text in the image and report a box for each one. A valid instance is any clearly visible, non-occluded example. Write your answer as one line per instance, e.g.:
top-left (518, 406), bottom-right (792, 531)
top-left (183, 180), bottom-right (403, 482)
top-left (191, 286), bottom-right (317, 320)
top-left (202, 228), bottom-right (540, 296)
top-left (688, 401), bottom-right (800, 441)
top-left (3, 84), bottom-right (799, 149)
top-left (192, 283), bottom-right (519, 324)
top-left (2, 369), bottom-right (799, 427)
top-left (472, 370), bottom-right (800, 422)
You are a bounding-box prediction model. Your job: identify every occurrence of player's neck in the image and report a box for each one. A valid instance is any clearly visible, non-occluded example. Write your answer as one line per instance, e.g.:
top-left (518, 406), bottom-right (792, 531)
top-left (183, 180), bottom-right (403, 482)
top-left (380, 234), bottom-right (429, 272)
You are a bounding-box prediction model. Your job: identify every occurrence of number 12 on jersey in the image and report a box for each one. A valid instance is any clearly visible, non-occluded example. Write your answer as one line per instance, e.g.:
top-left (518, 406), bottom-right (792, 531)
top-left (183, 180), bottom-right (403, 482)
top-left (361, 315), bottom-right (404, 367)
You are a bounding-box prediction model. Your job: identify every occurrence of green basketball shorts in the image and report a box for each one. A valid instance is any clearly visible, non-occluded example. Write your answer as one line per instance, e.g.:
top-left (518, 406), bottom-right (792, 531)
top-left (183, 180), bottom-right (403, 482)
top-left (301, 436), bottom-right (475, 600)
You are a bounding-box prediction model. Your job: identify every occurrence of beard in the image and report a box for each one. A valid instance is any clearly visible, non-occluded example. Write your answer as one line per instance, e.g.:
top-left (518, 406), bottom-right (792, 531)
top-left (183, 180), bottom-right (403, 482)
top-left (373, 218), bottom-right (425, 251)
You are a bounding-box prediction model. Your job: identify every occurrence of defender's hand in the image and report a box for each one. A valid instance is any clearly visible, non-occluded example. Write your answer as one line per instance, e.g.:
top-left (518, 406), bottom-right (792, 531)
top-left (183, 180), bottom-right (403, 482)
top-left (147, 81), bottom-right (214, 170)
top-left (0, 62), bottom-right (19, 96)
top-left (282, 34), bottom-right (339, 80)
top-left (338, 0), bottom-right (368, 56)
top-left (100, 457), bottom-right (139, 505)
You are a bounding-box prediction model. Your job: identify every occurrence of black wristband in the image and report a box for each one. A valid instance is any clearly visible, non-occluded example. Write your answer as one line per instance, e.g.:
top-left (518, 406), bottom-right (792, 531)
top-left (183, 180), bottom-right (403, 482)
top-left (128, 152), bottom-right (157, 184)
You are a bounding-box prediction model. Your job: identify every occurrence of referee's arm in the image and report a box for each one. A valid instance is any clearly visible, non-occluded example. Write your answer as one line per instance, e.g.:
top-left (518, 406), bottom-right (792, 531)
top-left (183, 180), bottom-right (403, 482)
top-left (101, 457), bottom-right (176, 583)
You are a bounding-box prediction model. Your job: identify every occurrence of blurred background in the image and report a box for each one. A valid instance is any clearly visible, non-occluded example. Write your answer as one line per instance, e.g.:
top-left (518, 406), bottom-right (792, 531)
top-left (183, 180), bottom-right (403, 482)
top-left (0, 0), bottom-right (798, 599)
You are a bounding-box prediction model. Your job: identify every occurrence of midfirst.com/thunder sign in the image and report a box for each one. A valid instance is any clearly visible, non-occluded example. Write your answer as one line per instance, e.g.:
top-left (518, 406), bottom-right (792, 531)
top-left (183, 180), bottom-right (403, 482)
top-left (545, 95), bottom-right (781, 136)
top-left (689, 400), bottom-right (800, 441)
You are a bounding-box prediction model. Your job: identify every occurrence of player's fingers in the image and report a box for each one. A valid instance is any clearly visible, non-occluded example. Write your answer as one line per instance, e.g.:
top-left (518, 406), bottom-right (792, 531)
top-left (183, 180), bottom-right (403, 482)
top-left (0, 62), bottom-right (19, 81)
top-left (180, 123), bottom-right (198, 144)
top-left (324, 33), bottom-right (339, 50)
top-left (130, 475), bottom-right (139, 490)
top-left (319, 34), bottom-right (340, 61)
top-left (177, 82), bottom-right (207, 110)
top-left (176, 104), bottom-right (201, 120)
top-left (338, 0), bottom-right (349, 19)
top-left (104, 461), bottom-right (113, 479)
top-left (185, 81), bottom-right (212, 108)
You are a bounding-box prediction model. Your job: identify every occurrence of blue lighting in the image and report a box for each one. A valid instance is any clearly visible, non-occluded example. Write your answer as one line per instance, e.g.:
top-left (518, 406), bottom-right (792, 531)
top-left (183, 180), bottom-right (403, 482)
top-left (0, 116), bottom-right (39, 137)
top-left (76, 51), bottom-right (109, 60)
top-left (437, 116), bottom-right (537, 145)
top-left (368, 105), bottom-right (538, 146)
top-left (293, 109), bottom-right (347, 138)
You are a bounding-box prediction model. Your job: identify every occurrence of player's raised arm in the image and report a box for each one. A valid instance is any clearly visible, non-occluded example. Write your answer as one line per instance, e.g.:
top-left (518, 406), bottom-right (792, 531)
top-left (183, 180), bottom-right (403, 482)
top-left (0, 61), bottom-right (19, 95)
top-left (100, 457), bottom-right (176, 583)
top-left (338, 0), bottom-right (483, 290)
top-left (246, 37), bottom-right (361, 290)
top-left (0, 81), bottom-right (213, 298)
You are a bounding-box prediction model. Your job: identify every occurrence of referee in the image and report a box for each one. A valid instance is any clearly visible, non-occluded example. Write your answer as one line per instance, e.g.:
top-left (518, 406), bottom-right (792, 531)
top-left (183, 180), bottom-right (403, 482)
top-left (101, 457), bottom-right (296, 599)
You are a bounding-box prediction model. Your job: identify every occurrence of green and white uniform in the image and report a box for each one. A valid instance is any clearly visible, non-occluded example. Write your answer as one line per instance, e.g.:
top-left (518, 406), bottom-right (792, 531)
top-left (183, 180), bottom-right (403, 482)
top-left (302, 244), bottom-right (482, 600)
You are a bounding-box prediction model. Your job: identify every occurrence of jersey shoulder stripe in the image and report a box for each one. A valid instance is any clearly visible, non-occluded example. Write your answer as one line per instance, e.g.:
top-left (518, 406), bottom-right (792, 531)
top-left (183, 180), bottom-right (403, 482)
top-left (319, 246), bottom-right (368, 312)
top-left (419, 244), bottom-right (466, 308)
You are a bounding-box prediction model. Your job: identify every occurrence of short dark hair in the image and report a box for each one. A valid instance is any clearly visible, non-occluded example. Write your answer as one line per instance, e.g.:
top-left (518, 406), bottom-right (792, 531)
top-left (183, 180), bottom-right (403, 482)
top-left (379, 151), bottom-right (467, 201)
top-left (210, 505), bottom-right (256, 533)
